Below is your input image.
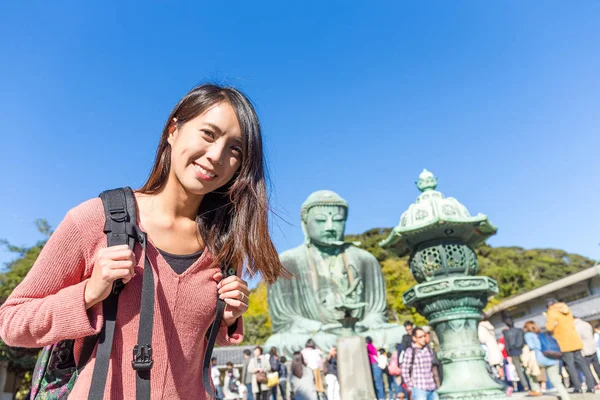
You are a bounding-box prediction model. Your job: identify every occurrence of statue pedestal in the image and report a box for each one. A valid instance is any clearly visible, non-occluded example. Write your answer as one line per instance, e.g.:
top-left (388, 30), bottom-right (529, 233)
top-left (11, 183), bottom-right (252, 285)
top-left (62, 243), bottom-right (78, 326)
top-left (405, 277), bottom-right (505, 400)
top-left (380, 170), bottom-right (506, 400)
top-left (337, 335), bottom-right (376, 400)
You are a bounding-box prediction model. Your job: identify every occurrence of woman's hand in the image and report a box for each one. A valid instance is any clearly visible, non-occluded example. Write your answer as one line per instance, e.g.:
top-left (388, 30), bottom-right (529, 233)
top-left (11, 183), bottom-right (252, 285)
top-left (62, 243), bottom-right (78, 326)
top-left (213, 272), bottom-right (250, 327)
top-left (85, 245), bottom-right (136, 309)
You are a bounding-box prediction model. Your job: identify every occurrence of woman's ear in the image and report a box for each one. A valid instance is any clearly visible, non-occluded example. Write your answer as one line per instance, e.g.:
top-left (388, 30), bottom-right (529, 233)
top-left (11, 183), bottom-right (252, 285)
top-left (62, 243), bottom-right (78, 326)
top-left (167, 118), bottom-right (178, 145)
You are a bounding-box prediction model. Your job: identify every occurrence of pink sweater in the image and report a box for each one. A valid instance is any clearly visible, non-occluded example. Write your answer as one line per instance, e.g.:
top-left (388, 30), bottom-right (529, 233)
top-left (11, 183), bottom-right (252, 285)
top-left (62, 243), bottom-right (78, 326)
top-left (0, 198), bottom-right (243, 399)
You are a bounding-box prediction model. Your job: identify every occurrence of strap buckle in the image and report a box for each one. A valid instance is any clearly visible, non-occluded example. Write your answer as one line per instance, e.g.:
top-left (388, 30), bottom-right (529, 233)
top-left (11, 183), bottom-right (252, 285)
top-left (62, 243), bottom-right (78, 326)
top-left (112, 279), bottom-right (125, 296)
top-left (132, 344), bottom-right (153, 371)
top-left (108, 207), bottom-right (127, 223)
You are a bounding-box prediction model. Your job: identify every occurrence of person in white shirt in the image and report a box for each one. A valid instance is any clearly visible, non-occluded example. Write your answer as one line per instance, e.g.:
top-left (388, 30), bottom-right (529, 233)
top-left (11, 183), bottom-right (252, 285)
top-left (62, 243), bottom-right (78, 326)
top-left (212, 357), bottom-right (224, 399)
top-left (377, 348), bottom-right (388, 371)
top-left (223, 361), bottom-right (242, 400)
top-left (595, 323), bottom-right (600, 362)
top-left (301, 339), bottom-right (325, 395)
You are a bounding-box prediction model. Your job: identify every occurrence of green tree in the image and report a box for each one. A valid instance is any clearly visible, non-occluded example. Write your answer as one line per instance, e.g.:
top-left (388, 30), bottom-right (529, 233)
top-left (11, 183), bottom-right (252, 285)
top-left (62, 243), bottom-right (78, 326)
top-left (240, 227), bottom-right (596, 345)
top-left (241, 283), bottom-right (271, 345)
top-left (0, 219), bottom-right (52, 398)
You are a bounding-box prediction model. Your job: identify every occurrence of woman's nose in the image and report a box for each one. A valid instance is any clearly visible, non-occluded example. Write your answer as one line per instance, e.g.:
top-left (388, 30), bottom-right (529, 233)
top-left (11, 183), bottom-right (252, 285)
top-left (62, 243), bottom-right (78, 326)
top-left (206, 143), bottom-right (225, 165)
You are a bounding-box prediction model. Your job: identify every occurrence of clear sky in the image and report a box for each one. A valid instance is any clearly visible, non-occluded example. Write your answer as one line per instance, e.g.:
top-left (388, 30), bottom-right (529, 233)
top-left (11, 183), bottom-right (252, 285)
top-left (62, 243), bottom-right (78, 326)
top-left (1, 1), bottom-right (599, 275)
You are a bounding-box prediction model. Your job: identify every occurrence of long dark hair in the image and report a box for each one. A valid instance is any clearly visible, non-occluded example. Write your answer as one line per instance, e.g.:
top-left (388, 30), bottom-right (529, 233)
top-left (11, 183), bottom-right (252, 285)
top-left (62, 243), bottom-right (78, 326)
top-left (291, 352), bottom-right (305, 378)
top-left (139, 84), bottom-right (283, 283)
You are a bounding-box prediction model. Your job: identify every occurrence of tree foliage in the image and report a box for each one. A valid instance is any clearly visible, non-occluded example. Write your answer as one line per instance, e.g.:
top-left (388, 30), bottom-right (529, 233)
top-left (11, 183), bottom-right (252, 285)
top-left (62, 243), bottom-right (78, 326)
top-left (242, 227), bottom-right (597, 344)
top-left (0, 219), bottom-right (51, 397)
top-left (241, 283), bottom-right (271, 345)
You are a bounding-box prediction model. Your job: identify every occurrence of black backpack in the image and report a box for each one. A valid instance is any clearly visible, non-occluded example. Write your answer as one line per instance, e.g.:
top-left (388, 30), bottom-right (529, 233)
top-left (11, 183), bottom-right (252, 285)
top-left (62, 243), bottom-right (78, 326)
top-left (30, 188), bottom-right (231, 400)
top-left (227, 370), bottom-right (240, 393)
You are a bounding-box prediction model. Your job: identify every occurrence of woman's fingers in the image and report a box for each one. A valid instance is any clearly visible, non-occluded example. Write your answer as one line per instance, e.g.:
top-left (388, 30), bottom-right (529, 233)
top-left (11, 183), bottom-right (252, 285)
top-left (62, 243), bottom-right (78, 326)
top-left (219, 289), bottom-right (248, 303)
top-left (106, 260), bottom-right (135, 269)
top-left (212, 271), bottom-right (223, 282)
top-left (218, 277), bottom-right (249, 296)
top-left (101, 245), bottom-right (136, 261)
top-left (223, 298), bottom-right (248, 310)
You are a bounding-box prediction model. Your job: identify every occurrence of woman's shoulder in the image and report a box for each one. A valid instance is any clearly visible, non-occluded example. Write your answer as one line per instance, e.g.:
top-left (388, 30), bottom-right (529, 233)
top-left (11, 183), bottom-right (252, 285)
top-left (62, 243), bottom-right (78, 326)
top-left (64, 197), bottom-right (108, 257)
top-left (67, 197), bottom-right (105, 231)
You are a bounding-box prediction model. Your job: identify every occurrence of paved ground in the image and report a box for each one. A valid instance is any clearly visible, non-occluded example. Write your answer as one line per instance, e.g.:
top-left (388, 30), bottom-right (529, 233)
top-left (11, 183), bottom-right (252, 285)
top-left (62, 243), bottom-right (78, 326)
top-left (511, 390), bottom-right (600, 399)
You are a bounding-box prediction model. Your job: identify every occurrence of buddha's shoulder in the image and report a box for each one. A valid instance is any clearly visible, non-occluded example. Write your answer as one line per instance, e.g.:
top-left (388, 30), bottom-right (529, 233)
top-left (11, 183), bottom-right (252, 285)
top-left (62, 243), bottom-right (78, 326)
top-left (344, 245), bottom-right (379, 264)
top-left (279, 245), bottom-right (309, 268)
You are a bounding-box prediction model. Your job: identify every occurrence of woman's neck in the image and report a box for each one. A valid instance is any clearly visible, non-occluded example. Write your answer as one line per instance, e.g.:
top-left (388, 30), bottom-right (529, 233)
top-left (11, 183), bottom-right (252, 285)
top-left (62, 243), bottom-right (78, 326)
top-left (154, 178), bottom-right (204, 221)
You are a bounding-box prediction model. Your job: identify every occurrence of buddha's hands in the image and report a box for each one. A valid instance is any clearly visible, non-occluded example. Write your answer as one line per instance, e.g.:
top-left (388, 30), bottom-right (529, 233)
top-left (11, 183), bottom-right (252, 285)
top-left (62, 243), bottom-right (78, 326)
top-left (354, 322), bottom-right (369, 333)
top-left (292, 318), bottom-right (322, 333)
top-left (213, 271), bottom-right (250, 327)
top-left (321, 323), bottom-right (343, 332)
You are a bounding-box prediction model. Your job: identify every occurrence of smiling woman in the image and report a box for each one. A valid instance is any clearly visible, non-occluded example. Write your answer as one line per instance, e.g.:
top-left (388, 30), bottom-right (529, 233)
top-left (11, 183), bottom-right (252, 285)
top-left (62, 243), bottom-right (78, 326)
top-left (139, 85), bottom-right (281, 282)
top-left (0, 84), bottom-right (285, 400)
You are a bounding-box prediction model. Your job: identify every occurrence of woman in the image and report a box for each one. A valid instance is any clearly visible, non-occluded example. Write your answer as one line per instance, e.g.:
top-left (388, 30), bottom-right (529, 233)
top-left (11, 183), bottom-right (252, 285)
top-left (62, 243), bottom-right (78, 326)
top-left (0, 84), bottom-right (284, 399)
top-left (290, 352), bottom-right (318, 400)
top-left (268, 347), bottom-right (281, 400)
top-left (248, 346), bottom-right (272, 400)
top-left (478, 318), bottom-right (504, 379)
top-left (324, 347), bottom-right (340, 400)
top-left (366, 336), bottom-right (385, 400)
top-left (595, 323), bottom-right (600, 362)
top-left (278, 356), bottom-right (289, 400)
top-left (300, 339), bottom-right (324, 396)
top-left (524, 321), bottom-right (570, 400)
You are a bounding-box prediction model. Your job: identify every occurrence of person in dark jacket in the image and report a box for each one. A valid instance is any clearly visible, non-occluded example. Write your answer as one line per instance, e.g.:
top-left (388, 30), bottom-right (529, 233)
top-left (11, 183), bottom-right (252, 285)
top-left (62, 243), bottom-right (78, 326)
top-left (502, 317), bottom-right (530, 392)
top-left (324, 347), bottom-right (340, 400)
top-left (269, 347), bottom-right (281, 400)
top-left (401, 321), bottom-right (414, 353)
top-left (278, 356), bottom-right (289, 400)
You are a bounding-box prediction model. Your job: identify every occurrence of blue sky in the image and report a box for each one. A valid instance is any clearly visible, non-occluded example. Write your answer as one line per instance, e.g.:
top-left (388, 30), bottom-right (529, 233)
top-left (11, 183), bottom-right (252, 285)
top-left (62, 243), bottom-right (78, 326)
top-left (1, 1), bottom-right (599, 276)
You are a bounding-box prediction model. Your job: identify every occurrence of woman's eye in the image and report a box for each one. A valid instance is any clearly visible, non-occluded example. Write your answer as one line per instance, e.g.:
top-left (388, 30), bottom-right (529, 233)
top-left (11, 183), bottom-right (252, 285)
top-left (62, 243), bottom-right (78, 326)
top-left (231, 146), bottom-right (243, 156)
top-left (202, 129), bottom-right (215, 139)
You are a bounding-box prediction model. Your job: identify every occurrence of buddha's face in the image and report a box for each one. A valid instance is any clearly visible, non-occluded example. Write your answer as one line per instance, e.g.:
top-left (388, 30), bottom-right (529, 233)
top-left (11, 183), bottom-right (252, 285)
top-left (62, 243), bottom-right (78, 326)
top-left (305, 205), bottom-right (347, 246)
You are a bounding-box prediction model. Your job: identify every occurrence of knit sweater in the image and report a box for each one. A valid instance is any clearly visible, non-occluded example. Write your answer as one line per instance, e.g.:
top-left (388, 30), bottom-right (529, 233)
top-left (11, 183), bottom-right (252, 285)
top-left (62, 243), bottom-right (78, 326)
top-left (0, 198), bottom-right (244, 399)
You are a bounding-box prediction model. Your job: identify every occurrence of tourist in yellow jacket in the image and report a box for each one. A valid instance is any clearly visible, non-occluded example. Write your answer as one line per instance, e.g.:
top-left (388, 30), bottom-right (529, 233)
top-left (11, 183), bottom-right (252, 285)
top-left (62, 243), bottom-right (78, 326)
top-left (545, 298), bottom-right (595, 393)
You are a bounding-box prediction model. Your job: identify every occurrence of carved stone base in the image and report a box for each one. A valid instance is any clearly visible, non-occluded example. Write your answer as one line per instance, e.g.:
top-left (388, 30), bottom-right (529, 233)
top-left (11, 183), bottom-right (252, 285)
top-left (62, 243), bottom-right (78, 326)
top-left (406, 278), bottom-right (505, 400)
top-left (337, 335), bottom-right (376, 400)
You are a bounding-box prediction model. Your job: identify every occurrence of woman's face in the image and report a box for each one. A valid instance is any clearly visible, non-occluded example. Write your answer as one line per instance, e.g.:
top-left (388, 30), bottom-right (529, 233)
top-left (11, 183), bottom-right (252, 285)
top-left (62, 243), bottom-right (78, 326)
top-left (254, 348), bottom-right (261, 357)
top-left (167, 101), bottom-right (243, 196)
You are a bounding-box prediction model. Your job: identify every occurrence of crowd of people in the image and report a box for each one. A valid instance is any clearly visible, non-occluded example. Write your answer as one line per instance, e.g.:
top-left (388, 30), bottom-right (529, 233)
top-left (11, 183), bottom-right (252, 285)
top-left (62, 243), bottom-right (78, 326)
top-left (211, 341), bottom-right (332, 400)
top-left (211, 297), bottom-right (600, 400)
top-left (479, 298), bottom-right (600, 399)
top-left (367, 323), bottom-right (442, 400)
top-left (210, 323), bottom-right (442, 400)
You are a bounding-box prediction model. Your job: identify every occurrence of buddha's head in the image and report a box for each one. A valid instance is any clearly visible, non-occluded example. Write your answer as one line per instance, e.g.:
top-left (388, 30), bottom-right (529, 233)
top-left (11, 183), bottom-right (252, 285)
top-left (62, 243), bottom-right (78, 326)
top-left (301, 190), bottom-right (348, 247)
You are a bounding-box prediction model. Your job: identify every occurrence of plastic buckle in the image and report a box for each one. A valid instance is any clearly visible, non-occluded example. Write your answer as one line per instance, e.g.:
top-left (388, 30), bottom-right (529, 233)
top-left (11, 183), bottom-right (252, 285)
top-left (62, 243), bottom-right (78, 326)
top-left (112, 279), bottom-right (125, 296)
top-left (108, 208), bottom-right (127, 222)
top-left (132, 344), bottom-right (153, 371)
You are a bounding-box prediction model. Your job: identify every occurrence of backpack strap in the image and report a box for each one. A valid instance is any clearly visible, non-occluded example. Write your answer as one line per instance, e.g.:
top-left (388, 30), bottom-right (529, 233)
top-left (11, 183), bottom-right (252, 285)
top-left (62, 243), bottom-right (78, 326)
top-left (202, 265), bottom-right (237, 398)
top-left (87, 187), bottom-right (141, 400)
top-left (133, 232), bottom-right (154, 400)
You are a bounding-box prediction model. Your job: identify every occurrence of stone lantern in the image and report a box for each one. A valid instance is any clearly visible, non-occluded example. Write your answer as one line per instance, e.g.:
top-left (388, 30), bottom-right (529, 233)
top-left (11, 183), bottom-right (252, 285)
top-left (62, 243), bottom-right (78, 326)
top-left (380, 169), bottom-right (505, 399)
